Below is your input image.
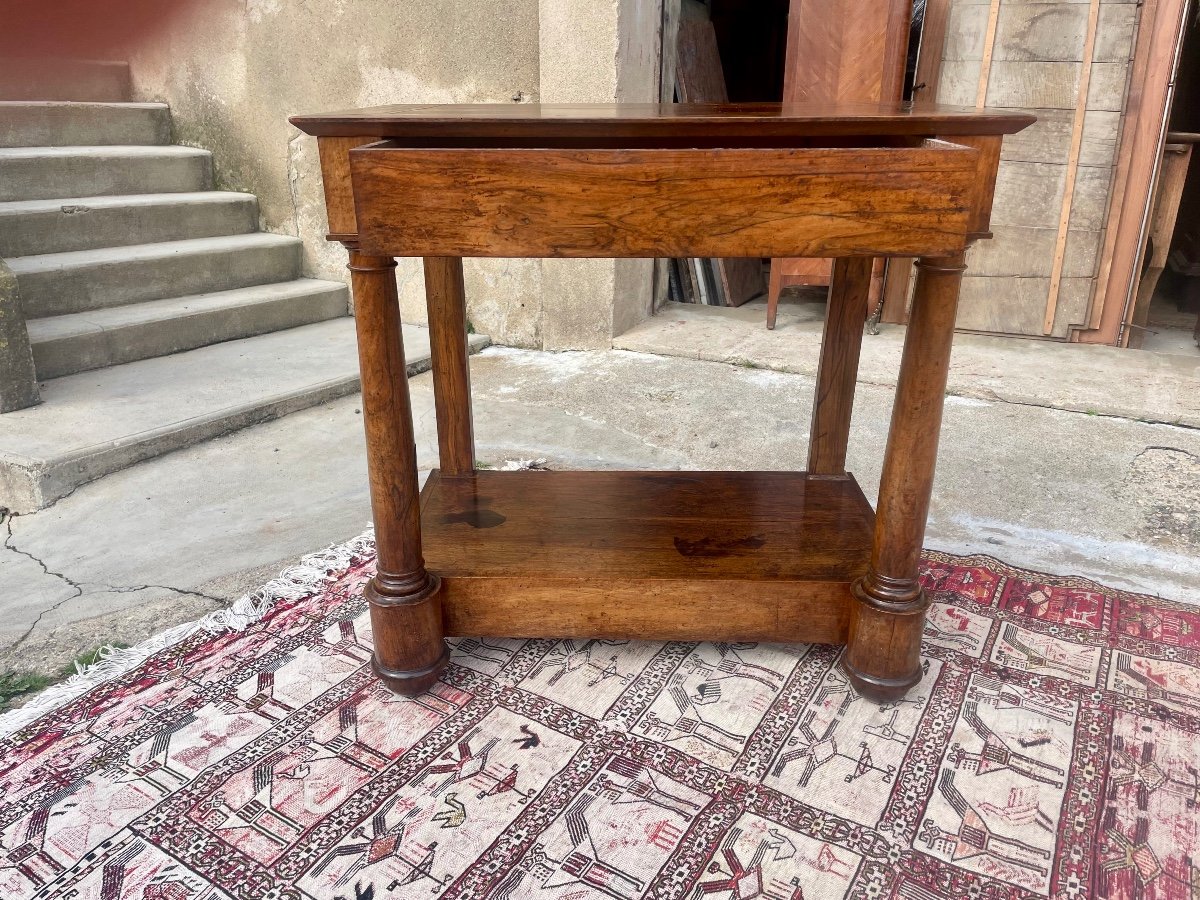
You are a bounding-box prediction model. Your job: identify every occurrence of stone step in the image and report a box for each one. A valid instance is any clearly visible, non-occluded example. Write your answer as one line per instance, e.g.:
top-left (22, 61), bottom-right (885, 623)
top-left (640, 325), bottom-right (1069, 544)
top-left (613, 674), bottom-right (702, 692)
top-left (0, 192), bottom-right (259, 257)
top-left (11, 233), bottom-right (302, 317)
top-left (0, 101), bottom-right (172, 147)
top-left (0, 320), bottom-right (492, 512)
top-left (27, 279), bottom-right (350, 379)
top-left (0, 145), bottom-right (211, 202)
top-left (0, 59), bottom-right (131, 102)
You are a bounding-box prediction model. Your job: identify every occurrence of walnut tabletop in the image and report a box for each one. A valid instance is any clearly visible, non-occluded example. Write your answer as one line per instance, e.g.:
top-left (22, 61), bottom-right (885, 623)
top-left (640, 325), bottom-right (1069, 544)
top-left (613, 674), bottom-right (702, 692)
top-left (291, 101), bottom-right (1033, 142)
top-left (293, 102), bottom-right (1032, 702)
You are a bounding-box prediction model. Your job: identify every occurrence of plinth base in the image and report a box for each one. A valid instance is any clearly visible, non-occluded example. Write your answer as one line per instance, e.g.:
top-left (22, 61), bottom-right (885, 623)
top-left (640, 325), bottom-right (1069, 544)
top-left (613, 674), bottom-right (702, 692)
top-left (417, 469), bottom-right (874, 645)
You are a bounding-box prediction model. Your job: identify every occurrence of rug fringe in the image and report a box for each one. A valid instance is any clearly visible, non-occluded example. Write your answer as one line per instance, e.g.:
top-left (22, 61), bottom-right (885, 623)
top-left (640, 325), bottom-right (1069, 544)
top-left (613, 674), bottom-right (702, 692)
top-left (500, 457), bottom-right (549, 470)
top-left (0, 528), bottom-right (377, 742)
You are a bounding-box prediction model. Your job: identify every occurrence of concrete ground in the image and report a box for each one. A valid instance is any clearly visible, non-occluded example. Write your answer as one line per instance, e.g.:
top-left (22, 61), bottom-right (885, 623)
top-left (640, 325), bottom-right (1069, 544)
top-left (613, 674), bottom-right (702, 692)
top-left (618, 298), bottom-right (1200, 427)
top-left (3, 306), bottom-right (1199, 678)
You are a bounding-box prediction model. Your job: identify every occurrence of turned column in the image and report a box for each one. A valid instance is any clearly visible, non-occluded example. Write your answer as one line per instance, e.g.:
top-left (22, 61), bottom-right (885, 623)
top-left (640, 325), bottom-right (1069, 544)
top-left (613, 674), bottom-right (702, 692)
top-left (808, 257), bottom-right (873, 475)
top-left (843, 252), bottom-right (966, 700)
top-left (347, 247), bottom-right (448, 696)
top-left (423, 257), bottom-right (475, 475)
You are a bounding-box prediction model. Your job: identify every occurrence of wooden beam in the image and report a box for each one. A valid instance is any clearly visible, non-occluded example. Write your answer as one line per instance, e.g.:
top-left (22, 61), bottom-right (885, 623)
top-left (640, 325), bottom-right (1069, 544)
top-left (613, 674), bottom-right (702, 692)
top-left (1126, 143), bottom-right (1192, 348)
top-left (1042, 0), bottom-right (1100, 335)
top-left (423, 257), bottom-right (476, 474)
top-left (912, 0), bottom-right (951, 103)
top-left (1076, 0), bottom-right (1191, 344)
top-left (809, 258), bottom-right (873, 474)
top-left (880, 0), bottom-right (952, 324)
top-left (974, 0), bottom-right (1002, 107)
top-left (659, 0), bottom-right (682, 103)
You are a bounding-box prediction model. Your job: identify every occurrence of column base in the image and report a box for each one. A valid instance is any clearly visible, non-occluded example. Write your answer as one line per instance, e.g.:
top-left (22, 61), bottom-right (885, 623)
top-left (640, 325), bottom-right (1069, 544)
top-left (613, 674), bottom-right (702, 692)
top-left (842, 660), bottom-right (923, 702)
top-left (372, 646), bottom-right (450, 697)
top-left (365, 572), bottom-right (449, 697)
top-left (841, 573), bottom-right (928, 702)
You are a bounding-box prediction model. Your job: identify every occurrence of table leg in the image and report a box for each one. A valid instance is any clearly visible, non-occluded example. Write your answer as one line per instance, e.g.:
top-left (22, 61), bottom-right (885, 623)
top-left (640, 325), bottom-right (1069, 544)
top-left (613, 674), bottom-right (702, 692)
top-left (423, 257), bottom-right (475, 475)
top-left (766, 260), bottom-right (784, 330)
top-left (349, 248), bottom-right (448, 696)
top-left (808, 257), bottom-right (872, 475)
top-left (843, 252), bottom-right (965, 701)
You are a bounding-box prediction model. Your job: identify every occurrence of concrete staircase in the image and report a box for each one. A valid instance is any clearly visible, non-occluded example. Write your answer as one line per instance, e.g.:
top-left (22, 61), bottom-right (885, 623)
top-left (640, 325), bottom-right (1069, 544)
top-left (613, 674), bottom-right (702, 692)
top-left (0, 61), bottom-right (486, 513)
top-left (0, 94), bottom-right (349, 381)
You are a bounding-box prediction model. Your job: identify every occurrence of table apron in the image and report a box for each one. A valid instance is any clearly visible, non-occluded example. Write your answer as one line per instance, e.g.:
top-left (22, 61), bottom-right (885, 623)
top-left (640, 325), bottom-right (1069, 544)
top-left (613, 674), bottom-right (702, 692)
top-left (348, 141), bottom-right (980, 259)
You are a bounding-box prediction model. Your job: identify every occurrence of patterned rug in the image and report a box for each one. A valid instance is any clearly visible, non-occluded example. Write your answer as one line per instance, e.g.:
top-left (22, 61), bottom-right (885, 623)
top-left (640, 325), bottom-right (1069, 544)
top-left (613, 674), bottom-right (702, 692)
top-left (1, 534), bottom-right (1197, 900)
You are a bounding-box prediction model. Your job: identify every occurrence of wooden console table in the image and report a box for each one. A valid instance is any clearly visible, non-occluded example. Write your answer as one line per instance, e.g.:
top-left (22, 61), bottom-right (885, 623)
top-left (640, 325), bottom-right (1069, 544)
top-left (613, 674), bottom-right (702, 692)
top-left (291, 103), bottom-right (1032, 701)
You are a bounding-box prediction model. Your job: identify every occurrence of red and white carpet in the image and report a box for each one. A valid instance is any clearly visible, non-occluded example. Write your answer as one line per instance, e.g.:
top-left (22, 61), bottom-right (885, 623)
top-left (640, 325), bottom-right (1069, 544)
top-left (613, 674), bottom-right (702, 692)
top-left (0, 533), bottom-right (1197, 900)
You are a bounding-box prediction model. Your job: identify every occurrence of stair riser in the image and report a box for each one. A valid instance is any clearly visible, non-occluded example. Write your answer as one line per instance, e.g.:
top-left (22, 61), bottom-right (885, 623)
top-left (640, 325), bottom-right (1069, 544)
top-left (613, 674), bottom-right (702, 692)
top-left (0, 105), bottom-right (172, 147)
top-left (17, 243), bottom-right (302, 316)
top-left (31, 288), bottom-right (349, 379)
top-left (0, 197), bottom-right (259, 257)
top-left (0, 61), bottom-right (131, 102)
top-left (1, 376), bottom-right (363, 514)
top-left (0, 153), bottom-right (211, 201)
top-left (0, 321), bottom-right (487, 514)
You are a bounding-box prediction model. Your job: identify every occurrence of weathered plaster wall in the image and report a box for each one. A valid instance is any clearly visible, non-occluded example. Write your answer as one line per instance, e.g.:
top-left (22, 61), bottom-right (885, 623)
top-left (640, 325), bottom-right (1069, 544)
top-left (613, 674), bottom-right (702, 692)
top-left (124, 0), bottom-right (662, 349)
top-left (538, 0), bottom-right (661, 350)
top-left (125, 0), bottom-right (546, 345)
top-left (938, 0), bottom-right (1138, 338)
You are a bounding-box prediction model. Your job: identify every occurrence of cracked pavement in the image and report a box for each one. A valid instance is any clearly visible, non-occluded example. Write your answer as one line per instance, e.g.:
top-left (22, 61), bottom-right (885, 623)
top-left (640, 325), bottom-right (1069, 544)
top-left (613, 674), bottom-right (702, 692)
top-left (2, 512), bottom-right (227, 651)
top-left (3, 334), bottom-right (1198, 677)
top-left (2, 508), bottom-right (230, 673)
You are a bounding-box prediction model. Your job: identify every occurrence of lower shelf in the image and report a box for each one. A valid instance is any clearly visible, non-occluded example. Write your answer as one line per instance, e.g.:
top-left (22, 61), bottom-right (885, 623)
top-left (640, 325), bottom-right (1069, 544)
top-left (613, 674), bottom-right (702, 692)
top-left (419, 469), bottom-right (874, 644)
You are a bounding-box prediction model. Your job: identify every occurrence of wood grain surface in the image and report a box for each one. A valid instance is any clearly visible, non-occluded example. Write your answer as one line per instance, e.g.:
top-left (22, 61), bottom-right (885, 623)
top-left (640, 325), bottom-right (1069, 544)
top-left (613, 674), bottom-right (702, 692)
top-left (423, 256), bottom-right (475, 474)
top-left (421, 469), bottom-right (873, 580)
top-left (350, 143), bottom-right (979, 259)
top-left (844, 253), bottom-right (966, 699)
top-left (439, 577), bottom-right (852, 644)
top-left (867, 256), bottom-right (965, 584)
top-left (317, 135), bottom-right (379, 237)
top-left (808, 257), bottom-right (873, 475)
top-left (674, 13), bottom-right (767, 307)
top-left (948, 134), bottom-right (1003, 238)
top-left (348, 250), bottom-right (448, 695)
top-left (292, 102), bottom-right (1033, 141)
top-left (881, 134), bottom-right (1002, 325)
top-left (418, 469), bottom-right (871, 643)
top-left (783, 0), bottom-right (911, 105)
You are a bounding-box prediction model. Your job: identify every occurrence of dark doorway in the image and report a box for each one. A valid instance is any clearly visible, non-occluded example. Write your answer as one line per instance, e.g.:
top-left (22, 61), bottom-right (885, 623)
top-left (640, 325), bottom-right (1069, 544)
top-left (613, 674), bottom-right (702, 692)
top-left (707, 0), bottom-right (790, 102)
top-left (1141, 8), bottom-right (1200, 354)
